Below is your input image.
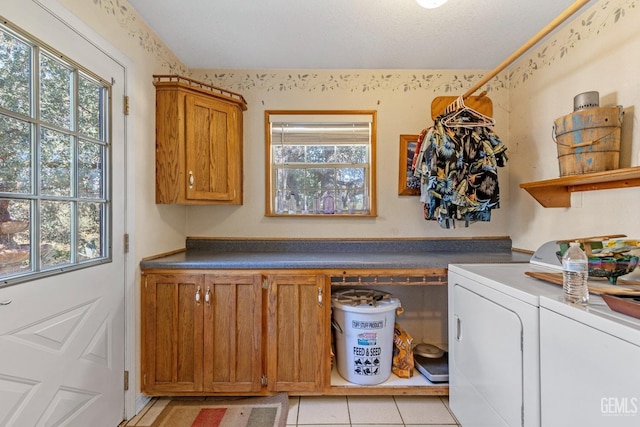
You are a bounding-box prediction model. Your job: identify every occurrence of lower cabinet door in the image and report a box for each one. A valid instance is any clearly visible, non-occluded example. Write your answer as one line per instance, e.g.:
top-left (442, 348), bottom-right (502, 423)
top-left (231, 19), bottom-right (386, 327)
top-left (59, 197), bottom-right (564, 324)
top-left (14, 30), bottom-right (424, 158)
top-left (203, 273), bottom-right (263, 392)
top-left (142, 273), bottom-right (205, 394)
top-left (266, 274), bottom-right (328, 393)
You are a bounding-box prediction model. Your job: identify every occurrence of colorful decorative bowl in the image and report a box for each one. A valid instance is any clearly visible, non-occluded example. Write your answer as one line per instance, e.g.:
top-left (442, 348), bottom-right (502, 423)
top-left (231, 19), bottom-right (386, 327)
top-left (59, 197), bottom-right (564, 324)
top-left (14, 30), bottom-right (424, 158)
top-left (556, 252), bottom-right (639, 285)
top-left (587, 255), bottom-right (639, 284)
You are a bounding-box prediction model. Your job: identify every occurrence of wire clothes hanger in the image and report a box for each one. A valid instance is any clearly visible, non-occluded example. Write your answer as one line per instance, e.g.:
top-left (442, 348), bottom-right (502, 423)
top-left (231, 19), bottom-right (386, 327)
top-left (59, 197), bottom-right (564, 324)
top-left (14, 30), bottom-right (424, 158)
top-left (441, 95), bottom-right (495, 128)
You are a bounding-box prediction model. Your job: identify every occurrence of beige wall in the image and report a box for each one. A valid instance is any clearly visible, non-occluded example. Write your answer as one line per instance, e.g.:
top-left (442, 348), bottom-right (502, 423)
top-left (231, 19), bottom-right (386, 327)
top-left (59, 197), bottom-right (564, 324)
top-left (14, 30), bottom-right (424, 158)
top-left (507, 0), bottom-right (640, 253)
top-left (60, 0), bottom-right (640, 250)
top-left (188, 69), bottom-right (511, 238)
top-left (59, 0), bottom-right (190, 261)
top-left (187, 0), bottom-right (640, 244)
top-left (60, 0), bottom-right (515, 246)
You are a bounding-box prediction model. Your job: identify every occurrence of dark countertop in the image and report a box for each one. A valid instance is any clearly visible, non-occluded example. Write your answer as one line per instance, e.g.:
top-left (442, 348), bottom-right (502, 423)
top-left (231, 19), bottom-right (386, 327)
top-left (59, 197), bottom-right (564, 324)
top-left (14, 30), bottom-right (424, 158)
top-left (140, 238), bottom-right (532, 270)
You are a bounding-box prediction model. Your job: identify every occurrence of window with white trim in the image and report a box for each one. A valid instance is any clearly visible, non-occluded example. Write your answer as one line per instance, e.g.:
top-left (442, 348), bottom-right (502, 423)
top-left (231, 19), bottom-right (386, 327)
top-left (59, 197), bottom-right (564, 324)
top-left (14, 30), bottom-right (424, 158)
top-left (0, 22), bottom-right (111, 284)
top-left (265, 110), bottom-right (376, 217)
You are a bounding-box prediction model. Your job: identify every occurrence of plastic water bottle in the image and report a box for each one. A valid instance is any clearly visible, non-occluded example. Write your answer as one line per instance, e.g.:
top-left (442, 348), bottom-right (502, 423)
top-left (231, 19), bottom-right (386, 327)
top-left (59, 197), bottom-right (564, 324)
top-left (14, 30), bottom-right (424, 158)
top-left (562, 241), bottom-right (589, 305)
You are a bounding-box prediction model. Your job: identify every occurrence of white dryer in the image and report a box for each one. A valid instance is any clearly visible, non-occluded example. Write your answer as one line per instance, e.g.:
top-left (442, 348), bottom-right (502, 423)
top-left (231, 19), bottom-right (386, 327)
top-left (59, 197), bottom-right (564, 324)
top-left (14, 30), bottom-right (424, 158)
top-left (448, 262), bottom-right (561, 427)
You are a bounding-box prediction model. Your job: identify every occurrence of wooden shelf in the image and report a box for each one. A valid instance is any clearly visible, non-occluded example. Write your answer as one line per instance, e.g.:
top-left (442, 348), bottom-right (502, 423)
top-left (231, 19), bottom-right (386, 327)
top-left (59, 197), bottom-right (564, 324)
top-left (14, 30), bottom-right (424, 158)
top-left (326, 367), bottom-right (449, 396)
top-left (519, 166), bottom-right (640, 207)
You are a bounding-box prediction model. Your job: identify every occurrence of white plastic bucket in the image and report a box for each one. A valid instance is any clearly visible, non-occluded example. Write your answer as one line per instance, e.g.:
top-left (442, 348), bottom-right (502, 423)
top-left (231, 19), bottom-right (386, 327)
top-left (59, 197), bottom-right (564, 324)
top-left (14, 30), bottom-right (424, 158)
top-left (331, 289), bottom-right (400, 385)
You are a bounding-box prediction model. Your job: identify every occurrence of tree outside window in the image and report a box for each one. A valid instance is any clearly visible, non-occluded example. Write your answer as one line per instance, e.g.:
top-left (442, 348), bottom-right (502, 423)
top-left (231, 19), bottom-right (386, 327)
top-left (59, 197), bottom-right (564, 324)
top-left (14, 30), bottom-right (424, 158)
top-left (0, 23), bottom-right (110, 284)
top-left (265, 111), bottom-right (377, 217)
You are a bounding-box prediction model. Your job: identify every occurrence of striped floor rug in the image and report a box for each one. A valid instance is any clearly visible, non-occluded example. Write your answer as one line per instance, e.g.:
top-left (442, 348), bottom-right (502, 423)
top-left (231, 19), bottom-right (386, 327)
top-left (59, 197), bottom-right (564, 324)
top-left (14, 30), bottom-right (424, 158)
top-left (137, 393), bottom-right (288, 427)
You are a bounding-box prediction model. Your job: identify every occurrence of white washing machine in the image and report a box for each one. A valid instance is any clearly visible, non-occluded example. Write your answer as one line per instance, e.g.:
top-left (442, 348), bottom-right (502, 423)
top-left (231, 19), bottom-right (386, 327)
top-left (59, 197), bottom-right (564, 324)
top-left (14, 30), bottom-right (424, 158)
top-left (539, 295), bottom-right (640, 426)
top-left (448, 262), bottom-right (562, 427)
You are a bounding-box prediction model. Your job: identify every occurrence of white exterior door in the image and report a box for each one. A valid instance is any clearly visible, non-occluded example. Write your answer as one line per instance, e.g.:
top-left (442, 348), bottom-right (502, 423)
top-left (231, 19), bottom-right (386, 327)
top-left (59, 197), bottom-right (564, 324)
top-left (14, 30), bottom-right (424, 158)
top-left (0, 1), bottom-right (127, 426)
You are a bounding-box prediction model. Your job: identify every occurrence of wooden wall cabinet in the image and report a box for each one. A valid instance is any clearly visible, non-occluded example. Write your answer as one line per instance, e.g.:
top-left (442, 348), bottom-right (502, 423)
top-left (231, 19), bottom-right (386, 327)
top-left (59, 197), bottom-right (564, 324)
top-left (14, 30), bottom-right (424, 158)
top-left (142, 270), bottom-right (329, 395)
top-left (154, 75), bottom-right (247, 205)
top-left (142, 272), bottom-right (263, 394)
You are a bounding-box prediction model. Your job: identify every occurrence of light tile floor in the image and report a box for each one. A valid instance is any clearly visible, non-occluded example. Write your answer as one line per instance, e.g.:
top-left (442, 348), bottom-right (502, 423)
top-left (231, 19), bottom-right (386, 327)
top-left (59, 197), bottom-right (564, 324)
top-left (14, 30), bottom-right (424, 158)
top-left (121, 394), bottom-right (461, 426)
top-left (287, 395), bottom-right (460, 426)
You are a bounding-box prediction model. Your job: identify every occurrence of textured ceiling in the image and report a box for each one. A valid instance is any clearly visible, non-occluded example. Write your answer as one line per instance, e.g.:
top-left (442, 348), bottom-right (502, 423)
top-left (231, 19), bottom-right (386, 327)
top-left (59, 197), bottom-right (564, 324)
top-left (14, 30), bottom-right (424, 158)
top-left (128, 0), bottom-right (594, 70)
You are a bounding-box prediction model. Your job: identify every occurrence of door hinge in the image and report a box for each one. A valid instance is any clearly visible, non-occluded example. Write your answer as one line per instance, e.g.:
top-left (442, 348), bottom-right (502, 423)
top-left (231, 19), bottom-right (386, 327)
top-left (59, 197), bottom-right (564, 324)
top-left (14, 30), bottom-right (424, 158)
top-left (124, 233), bottom-right (129, 254)
top-left (124, 95), bottom-right (130, 115)
top-left (262, 278), bottom-right (269, 289)
top-left (261, 374), bottom-right (268, 386)
top-left (124, 370), bottom-right (129, 391)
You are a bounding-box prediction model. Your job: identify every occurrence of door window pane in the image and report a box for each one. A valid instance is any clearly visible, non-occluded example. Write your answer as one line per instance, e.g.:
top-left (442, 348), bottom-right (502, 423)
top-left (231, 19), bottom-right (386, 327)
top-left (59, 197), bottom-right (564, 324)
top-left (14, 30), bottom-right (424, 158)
top-left (0, 198), bottom-right (31, 276)
top-left (78, 202), bottom-right (103, 261)
top-left (0, 114), bottom-right (31, 194)
top-left (40, 200), bottom-right (71, 268)
top-left (40, 127), bottom-right (72, 197)
top-left (78, 75), bottom-right (105, 140)
top-left (0, 28), bottom-right (31, 116)
top-left (78, 139), bottom-right (104, 199)
top-left (40, 53), bottom-right (73, 130)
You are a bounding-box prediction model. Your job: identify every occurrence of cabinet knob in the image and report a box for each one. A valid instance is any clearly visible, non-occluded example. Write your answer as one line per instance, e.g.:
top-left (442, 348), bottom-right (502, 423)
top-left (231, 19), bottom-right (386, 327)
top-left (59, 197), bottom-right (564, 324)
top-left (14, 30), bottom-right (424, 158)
top-left (317, 287), bottom-right (323, 307)
top-left (189, 171), bottom-right (194, 188)
top-left (195, 285), bottom-right (201, 305)
top-left (205, 286), bottom-right (211, 306)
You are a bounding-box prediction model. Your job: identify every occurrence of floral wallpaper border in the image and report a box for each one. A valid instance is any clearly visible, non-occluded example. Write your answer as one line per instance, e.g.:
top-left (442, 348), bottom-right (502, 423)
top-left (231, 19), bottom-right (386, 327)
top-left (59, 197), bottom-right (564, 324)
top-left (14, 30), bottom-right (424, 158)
top-left (190, 70), bottom-right (509, 95)
top-left (93, 0), bottom-right (635, 94)
top-left (508, 0), bottom-right (637, 88)
top-left (91, 0), bottom-right (187, 75)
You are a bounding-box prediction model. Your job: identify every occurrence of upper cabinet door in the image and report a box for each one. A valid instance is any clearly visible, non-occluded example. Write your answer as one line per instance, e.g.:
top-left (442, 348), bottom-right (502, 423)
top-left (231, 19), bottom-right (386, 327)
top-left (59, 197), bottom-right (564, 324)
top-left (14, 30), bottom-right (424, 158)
top-left (185, 93), bottom-right (241, 202)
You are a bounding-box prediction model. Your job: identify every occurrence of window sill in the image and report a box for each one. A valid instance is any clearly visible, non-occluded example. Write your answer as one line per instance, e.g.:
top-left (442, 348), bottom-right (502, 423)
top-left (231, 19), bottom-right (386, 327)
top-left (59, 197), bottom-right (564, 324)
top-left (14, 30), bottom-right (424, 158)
top-left (265, 212), bottom-right (377, 218)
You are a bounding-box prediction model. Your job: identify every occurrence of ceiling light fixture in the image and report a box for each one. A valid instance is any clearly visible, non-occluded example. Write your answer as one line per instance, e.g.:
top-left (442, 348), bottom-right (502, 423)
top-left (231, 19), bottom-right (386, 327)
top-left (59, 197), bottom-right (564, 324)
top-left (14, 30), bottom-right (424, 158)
top-left (416, 0), bottom-right (449, 9)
